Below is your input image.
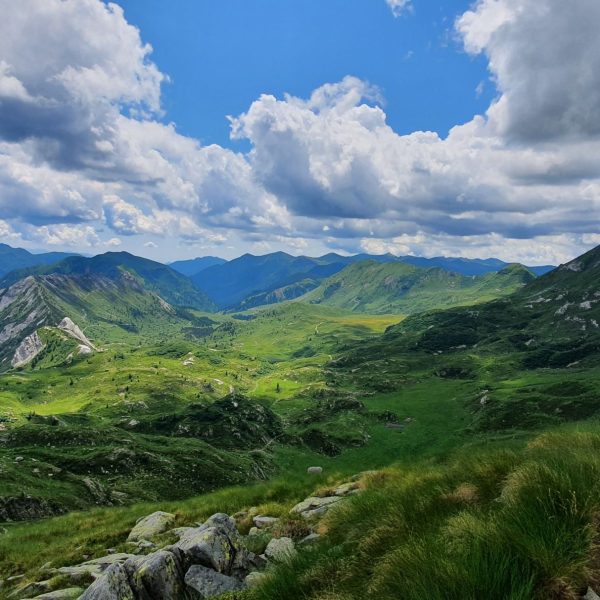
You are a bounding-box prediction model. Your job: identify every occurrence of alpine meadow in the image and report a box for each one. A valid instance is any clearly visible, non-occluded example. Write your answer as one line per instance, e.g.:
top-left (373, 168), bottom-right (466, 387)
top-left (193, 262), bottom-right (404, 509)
top-left (1, 1), bottom-right (600, 600)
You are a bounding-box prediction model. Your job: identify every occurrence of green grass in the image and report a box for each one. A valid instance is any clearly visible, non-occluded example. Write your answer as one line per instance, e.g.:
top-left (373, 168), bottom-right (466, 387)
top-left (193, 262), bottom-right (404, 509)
top-left (247, 426), bottom-right (600, 600)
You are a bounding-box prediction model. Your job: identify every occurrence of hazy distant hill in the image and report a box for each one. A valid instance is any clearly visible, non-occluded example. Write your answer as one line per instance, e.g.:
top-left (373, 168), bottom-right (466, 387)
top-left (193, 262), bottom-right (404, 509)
top-left (192, 251), bottom-right (399, 308)
top-left (0, 243), bottom-right (77, 279)
top-left (169, 256), bottom-right (227, 277)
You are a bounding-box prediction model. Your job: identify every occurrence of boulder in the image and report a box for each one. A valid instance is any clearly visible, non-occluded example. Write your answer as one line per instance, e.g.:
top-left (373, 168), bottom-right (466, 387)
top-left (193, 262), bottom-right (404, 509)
top-left (307, 466), bottom-right (323, 475)
top-left (290, 496), bottom-right (343, 518)
top-left (252, 516), bottom-right (278, 529)
top-left (264, 537), bottom-right (297, 563)
top-left (125, 550), bottom-right (193, 600)
top-left (245, 571), bottom-right (268, 588)
top-left (127, 511), bottom-right (176, 542)
top-left (173, 513), bottom-right (249, 576)
top-left (79, 563), bottom-right (135, 600)
top-left (184, 564), bottom-right (245, 598)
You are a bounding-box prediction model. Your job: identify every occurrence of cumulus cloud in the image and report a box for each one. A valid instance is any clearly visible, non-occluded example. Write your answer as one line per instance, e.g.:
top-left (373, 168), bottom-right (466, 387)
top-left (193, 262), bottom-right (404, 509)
top-left (0, 0), bottom-right (599, 264)
top-left (457, 0), bottom-right (600, 142)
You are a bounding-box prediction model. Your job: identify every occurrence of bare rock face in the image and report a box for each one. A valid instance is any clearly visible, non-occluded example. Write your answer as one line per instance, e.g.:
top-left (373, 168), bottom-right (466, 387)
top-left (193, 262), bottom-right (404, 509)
top-left (58, 317), bottom-right (96, 350)
top-left (11, 330), bottom-right (44, 367)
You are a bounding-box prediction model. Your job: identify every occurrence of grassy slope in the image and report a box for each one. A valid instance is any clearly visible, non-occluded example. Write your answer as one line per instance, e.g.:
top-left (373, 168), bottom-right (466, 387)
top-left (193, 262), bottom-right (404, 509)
top-left (3, 250), bottom-right (600, 598)
top-left (303, 260), bottom-right (535, 314)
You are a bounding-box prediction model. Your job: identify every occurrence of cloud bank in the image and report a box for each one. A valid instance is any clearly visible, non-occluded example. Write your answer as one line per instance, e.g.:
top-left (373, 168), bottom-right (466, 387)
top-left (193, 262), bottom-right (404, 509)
top-left (0, 0), bottom-right (599, 264)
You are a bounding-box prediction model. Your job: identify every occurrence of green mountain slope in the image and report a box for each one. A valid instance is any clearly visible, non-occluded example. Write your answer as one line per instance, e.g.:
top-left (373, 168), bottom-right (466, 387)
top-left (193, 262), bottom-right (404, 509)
top-left (382, 244), bottom-right (600, 360)
top-left (1, 251), bottom-right (215, 311)
top-left (0, 270), bottom-right (212, 371)
top-left (303, 260), bottom-right (536, 314)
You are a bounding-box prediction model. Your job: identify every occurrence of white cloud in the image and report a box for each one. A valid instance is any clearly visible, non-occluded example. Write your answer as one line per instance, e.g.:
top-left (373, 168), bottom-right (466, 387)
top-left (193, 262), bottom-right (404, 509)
top-left (0, 0), bottom-right (599, 263)
top-left (385, 0), bottom-right (413, 18)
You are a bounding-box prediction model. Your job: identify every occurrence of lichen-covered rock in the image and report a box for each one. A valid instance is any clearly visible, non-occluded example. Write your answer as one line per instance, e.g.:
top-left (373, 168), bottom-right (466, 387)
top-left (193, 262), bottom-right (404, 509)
top-left (127, 511), bottom-right (176, 542)
top-left (264, 537), bottom-right (297, 563)
top-left (124, 550), bottom-right (194, 600)
top-left (79, 563), bottom-right (135, 600)
top-left (289, 495), bottom-right (343, 518)
top-left (174, 513), bottom-right (249, 576)
top-left (56, 553), bottom-right (134, 583)
top-left (184, 564), bottom-right (245, 598)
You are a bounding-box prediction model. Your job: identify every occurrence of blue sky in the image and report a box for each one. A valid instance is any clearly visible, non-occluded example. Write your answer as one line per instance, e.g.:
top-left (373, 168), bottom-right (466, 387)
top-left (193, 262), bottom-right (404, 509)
top-left (118, 0), bottom-right (494, 148)
top-left (1, 0), bottom-right (599, 265)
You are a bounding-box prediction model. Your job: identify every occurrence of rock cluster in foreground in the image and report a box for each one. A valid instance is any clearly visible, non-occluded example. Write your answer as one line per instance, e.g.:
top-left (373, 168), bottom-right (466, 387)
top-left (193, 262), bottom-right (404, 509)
top-left (12, 475), bottom-right (363, 600)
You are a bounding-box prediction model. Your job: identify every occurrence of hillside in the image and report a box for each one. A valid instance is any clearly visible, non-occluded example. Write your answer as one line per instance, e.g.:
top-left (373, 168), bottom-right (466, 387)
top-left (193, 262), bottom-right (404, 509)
top-left (0, 243), bottom-right (77, 279)
top-left (192, 250), bottom-right (552, 311)
top-left (382, 244), bottom-right (600, 361)
top-left (0, 270), bottom-right (215, 372)
top-left (303, 260), bottom-right (536, 314)
top-left (1, 252), bottom-right (215, 312)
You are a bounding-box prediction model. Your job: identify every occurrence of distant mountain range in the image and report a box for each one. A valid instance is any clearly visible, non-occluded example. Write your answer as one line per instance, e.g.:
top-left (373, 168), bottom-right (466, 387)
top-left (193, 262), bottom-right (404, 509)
top-left (189, 251), bottom-right (553, 309)
top-left (0, 243), bottom-right (77, 279)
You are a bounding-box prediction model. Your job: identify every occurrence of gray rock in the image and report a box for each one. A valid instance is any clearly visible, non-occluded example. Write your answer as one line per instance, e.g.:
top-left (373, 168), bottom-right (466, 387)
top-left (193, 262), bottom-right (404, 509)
top-left (184, 564), bottom-right (245, 598)
top-left (21, 588), bottom-right (84, 600)
top-left (248, 526), bottom-right (260, 536)
top-left (290, 496), bottom-right (343, 518)
top-left (307, 466), bottom-right (323, 475)
top-left (79, 563), bottom-right (135, 600)
top-left (56, 553), bottom-right (134, 583)
top-left (174, 513), bottom-right (249, 576)
top-left (127, 511), bottom-right (176, 542)
top-left (245, 571), bottom-right (268, 588)
top-left (264, 537), bottom-right (297, 563)
top-left (334, 482), bottom-right (360, 496)
top-left (585, 588), bottom-right (600, 600)
top-left (125, 550), bottom-right (193, 600)
top-left (252, 516), bottom-right (278, 529)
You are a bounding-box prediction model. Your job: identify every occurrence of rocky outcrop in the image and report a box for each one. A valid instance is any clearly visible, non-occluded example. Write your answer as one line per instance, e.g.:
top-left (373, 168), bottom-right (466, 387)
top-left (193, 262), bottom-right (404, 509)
top-left (0, 495), bottom-right (60, 522)
top-left (127, 511), bottom-right (176, 542)
top-left (58, 317), bottom-right (96, 351)
top-left (11, 330), bottom-right (44, 367)
top-left (80, 513), bottom-right (253, 600)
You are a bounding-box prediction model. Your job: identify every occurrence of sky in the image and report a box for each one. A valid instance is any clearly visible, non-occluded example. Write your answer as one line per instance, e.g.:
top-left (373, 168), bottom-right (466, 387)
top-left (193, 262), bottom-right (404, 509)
top-left (0, 0), bottom-right (599, 264)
